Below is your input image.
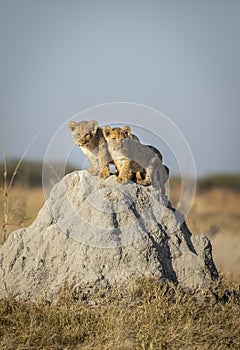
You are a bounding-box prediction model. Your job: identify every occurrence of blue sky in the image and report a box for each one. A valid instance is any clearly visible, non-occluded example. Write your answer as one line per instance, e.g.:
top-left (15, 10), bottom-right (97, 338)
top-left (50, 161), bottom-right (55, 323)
top-left (0, 0), bottom-right (240, 176)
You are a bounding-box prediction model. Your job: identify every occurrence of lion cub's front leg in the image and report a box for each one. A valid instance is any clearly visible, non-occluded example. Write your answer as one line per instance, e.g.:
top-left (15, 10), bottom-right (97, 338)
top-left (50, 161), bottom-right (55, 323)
top-left (99, 153), bottom-right (111, 179)
top-left (99, 164), bottom-right (110, 179)
top-left (116, 159), bottom-right (131, 183)
top-left (136, 166), bottom-right (152, 186)
top-left (88, 158), bottom-right (99, 175)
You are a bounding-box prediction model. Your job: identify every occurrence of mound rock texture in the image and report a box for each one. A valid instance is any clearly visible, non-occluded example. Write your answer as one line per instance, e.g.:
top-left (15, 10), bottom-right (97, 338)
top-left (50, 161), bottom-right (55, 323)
top-left (0, 171), bottom-right (218, 300)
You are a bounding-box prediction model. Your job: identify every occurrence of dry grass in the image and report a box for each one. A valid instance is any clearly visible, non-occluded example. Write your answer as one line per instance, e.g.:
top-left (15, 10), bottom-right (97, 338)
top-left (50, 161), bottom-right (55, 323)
top-left (0, 185), bottom-right (44, 239)
top-left (168, 185), bottom-right (240, 284)
top-left (187, 188), bottom-right (240, 284)
top-left (0, 278), bottom-right (240, 350)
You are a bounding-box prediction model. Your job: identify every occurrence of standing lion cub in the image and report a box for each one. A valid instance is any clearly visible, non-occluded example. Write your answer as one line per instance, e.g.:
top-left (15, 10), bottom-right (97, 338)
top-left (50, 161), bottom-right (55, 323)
top-left (68, 120), bottom-right (111, 179)
top-left (103, 125), bottom-right (169, 193)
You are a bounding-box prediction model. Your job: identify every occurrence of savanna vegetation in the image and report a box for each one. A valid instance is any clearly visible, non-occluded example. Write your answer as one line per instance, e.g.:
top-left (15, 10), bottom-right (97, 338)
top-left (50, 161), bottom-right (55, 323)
top-left (0, 278), bottom-right (240, 350)
top-left (0, 161), bottom-right (240, 349)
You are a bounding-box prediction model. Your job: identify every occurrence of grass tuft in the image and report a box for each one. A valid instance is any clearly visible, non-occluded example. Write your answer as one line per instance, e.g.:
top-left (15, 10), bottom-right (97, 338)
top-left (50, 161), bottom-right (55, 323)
top-left (0, 277), bottom-right (240, 349)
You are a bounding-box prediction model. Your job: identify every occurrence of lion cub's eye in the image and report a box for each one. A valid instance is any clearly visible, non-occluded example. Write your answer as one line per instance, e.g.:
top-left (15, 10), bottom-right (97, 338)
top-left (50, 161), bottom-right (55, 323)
top-left (77, 133), bottom-right (81, 137)
top-left (85, 133), bottom-right (90, 138)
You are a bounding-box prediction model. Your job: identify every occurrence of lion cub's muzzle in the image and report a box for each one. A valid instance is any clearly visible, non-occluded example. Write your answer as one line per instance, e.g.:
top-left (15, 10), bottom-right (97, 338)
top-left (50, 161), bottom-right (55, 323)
top-left (77, 139), bottom-right (89, 146)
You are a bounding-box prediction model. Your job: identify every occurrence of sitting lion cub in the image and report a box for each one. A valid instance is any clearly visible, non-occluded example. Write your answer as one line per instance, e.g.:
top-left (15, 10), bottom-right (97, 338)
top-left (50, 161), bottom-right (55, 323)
top-left (103, 125), bottom-right (169, 193)
top-left (68, 120), bottom-right (111, 179)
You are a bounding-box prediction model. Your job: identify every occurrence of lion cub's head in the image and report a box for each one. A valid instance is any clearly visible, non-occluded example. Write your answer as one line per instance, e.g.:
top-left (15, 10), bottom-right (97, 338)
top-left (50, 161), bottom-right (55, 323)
top-left (68, 120), bottom-right (98, 146)
top-left (103, 126), bottom-right (132, 150)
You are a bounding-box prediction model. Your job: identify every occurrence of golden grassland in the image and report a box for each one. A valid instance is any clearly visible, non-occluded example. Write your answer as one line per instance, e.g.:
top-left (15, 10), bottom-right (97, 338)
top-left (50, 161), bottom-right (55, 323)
top-left (0, 182), bottom-right (240, 349)
top-left (0, 185), bottom-right (45, 235)
top-left (187, 188), bottom-right (240, 284)
top-left (167, 182), bottom-right (240, 284)
top-left (0, 278), bottom-right (240, 350)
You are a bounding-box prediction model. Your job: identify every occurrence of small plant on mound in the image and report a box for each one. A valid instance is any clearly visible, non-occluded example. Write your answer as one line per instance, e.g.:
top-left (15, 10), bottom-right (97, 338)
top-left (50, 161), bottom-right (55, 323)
top-left (0, 132), bottom-right (40, 244)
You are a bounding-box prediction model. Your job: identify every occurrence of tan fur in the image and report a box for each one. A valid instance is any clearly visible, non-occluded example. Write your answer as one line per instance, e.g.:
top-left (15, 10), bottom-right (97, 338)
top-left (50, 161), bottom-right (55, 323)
top-left (103, 126), bottom-right (169, 193)
top-left (103, 126), bottom-right (141, 183)
top-left (68, 120), bottom-right (111, 178)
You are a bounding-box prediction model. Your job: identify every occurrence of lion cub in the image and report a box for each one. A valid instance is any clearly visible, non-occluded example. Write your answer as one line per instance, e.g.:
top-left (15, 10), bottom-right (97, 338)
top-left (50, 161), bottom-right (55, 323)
top-left (103, 125), bottom-right (169, 193)
top-left (68, 120), bottom-right (111, 178)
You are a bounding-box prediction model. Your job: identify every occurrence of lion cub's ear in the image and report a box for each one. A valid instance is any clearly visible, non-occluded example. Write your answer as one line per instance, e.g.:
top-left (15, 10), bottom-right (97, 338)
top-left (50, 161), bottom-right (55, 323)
top-left (68, 121), bottom-right (77, 132)
top-left (89, 120), bottom-right (98, 135)
top-left (103, 126), bottom-right (112, 138)
top-left (122, 126), bottom-right (131, 137)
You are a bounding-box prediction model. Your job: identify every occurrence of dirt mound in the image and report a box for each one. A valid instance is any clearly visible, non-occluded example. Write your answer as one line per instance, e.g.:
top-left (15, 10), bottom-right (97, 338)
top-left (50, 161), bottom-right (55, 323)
top-left (0, 171), bottom-right (218, 300)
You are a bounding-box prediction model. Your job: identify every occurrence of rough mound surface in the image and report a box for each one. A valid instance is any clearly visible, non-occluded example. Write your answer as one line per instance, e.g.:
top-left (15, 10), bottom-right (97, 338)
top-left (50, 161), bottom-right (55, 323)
top-left (0, 171), bottom-right (218, 300)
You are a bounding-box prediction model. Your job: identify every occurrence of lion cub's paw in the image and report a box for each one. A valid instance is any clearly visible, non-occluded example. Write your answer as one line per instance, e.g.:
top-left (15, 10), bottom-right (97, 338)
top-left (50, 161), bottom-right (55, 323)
top-left (116, 176), bottom-right (128, 184)
top-left (137, 178), bottom-right (151, 186)
top-left (99, 169), bottom-right (111, 179)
